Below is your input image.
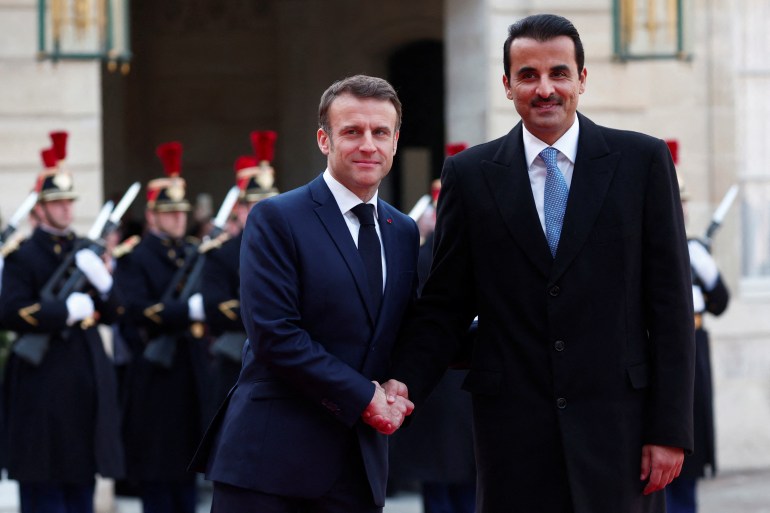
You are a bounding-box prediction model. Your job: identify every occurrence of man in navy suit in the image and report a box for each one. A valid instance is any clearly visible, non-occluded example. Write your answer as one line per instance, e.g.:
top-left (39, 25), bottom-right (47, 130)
top-left (190, 74), bottom-right (419, 512)
top-left (384, 14), bottom-right (695, 513)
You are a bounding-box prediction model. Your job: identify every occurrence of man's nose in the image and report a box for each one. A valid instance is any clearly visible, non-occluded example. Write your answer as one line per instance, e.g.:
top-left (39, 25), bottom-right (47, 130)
top-left (360, 132), bottom-right (377, 152)
top-left (536, 77), bottom-right (555, 98)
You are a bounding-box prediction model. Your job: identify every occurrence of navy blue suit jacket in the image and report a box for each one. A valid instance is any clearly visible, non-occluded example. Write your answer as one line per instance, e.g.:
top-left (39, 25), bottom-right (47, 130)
top-left (191, 175), bottom-right (419, 506)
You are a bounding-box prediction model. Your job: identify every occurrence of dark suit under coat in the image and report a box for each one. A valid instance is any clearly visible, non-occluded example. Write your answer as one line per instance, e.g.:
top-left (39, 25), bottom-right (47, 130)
top-left (0, 228), bottom-right (125, 483)
top-left (393, 113), bottom-right (696, 513)
top-left (191, 174), bottom-right (420, 507)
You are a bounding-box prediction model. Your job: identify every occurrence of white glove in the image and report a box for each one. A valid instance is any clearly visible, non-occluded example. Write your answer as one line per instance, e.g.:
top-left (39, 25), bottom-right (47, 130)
top-left (75, 248), bottom-right (113, 294)
top-left (188, 293), bottom-right (206, 322)
top-left (66, 292), bottom-right (95, 326)
top-left (688, 240), bottom-right (719, 291)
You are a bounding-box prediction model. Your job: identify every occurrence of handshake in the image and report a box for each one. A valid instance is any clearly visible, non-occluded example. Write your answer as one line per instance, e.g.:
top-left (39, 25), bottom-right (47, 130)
top-left (362, 379), bottom-right (413, 435)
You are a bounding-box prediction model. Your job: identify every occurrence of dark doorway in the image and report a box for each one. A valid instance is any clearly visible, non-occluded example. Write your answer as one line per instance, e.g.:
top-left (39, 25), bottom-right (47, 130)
top-left (387, 40), bottom-right (445, 211)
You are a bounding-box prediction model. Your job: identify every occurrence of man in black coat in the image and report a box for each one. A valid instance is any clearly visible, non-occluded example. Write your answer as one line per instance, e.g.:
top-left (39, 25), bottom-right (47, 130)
top-left (114, 141), bottom-right (208, 513)
top-left (384, 14), bottom-right (695, 513)
top-left (0, 138), bottom-right (124, 513)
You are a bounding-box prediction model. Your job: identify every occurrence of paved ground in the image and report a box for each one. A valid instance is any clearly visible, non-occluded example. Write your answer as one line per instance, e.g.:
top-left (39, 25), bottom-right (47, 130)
top-left (2, 469), bottom-right (769, 511)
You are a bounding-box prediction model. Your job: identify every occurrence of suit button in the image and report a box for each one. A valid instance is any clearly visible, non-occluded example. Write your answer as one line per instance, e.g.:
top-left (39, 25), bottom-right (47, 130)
top-left (554, 340), bottom-right (565, 352)
top-left (556, 397), bottom-right (567, 409)
top-left (549, 285), bottom-right (560, 296)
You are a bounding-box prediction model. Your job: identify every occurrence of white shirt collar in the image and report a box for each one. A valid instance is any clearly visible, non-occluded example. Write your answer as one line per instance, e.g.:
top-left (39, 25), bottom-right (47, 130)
top-left (322, 169), bottom-right (379, 219)
top-left (522, 116), bottom-right (580, 168)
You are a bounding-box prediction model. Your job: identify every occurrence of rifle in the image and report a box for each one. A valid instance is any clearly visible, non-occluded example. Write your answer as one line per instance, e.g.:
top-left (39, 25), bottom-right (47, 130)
top-left (13, 183), bottom-right (141, 366)
top-left (143, 186), bottom-right (241, 367)
top-left (0, 192), bottom-right (38, 248)
top-left (407, 194), bottom-right (432, 221)
top-left (702, 184), bottom-right (739, 252)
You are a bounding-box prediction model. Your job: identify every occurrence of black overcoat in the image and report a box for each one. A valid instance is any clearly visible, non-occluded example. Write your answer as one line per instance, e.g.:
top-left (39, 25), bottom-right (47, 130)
top-left (394, 113), bottom-right (696, 513)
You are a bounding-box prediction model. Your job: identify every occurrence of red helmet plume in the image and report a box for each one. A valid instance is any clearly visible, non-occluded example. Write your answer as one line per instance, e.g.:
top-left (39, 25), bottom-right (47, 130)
top-left (250, 131), bottom-right (278, 163)
top-left (50, 131), bottom-right (69, 161)
top-left (156, 141), bottom-right (183, 177)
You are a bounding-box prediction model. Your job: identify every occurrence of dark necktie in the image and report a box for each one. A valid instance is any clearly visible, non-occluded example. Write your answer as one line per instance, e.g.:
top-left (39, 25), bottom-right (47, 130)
top-left (540, 146), bottom-right (569, 257)
top-left (351, 203), bottom-right (383, 314)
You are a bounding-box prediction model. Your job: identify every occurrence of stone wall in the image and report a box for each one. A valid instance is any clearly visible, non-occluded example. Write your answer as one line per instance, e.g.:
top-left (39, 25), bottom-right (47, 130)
top-left (0, 0), bottom-right (104, 236)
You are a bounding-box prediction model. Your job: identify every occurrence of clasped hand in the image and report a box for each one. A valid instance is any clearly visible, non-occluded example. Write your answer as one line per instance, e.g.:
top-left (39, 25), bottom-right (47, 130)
top-left (362, 379), bottom-right (413, 435)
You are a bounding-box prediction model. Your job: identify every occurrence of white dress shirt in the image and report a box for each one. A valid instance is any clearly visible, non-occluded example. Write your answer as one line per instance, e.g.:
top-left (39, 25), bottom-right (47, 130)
top-left (323, 169), bottom-right (387, 289)
top-left (522, 117), bottom-right (580, 233)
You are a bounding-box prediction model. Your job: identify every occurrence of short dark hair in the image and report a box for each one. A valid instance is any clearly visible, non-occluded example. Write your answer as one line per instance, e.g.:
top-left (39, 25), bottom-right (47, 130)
top-left (503, 14), bottom-right (585, 80)
top-left (318, 75), bottom-right (403, 135)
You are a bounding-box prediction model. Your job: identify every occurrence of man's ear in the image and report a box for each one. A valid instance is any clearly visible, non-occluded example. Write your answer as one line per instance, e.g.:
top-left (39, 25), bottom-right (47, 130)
top-left (502, 74), bottom-right (513, 99)
top-left (317, 128), bottom-right (331, 155)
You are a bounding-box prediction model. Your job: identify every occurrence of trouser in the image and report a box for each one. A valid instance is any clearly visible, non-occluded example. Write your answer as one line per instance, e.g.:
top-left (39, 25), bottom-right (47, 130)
top-left (665, 477), bottom-right (697, 513)
top-left (140, 479), bottom-right (197, 513)
top-left (19, 481), bottom-right (95, 513)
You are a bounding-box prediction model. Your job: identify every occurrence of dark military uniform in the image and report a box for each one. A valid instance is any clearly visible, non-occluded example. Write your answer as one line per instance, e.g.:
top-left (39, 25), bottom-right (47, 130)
top-left (683, 247), bottom-right (729, 480)
top-left (114, 233), bottom-right (208, 486)
top-left (0, 228), bottom-right (125, 483)
top-left (114, 140), bottom-right (207, 513)
top-left (202, 232), bottom-right (245, 409)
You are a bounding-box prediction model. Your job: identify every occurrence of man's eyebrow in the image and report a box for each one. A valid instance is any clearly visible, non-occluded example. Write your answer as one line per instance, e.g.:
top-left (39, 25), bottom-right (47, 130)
top-left (516, 64), bottom-right (571, 75)
top-left (550, 64), bottom-right (571, 73)
top-left (516, 66), bottom-right (537, 75)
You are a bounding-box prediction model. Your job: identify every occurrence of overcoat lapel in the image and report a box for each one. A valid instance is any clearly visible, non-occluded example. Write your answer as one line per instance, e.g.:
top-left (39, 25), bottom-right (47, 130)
top-left (550, 113), bottom-right (618, 282)
top-left (309, 176), bottom-right (379, 324)
top-left (482, 124), bottom-right (551, 277)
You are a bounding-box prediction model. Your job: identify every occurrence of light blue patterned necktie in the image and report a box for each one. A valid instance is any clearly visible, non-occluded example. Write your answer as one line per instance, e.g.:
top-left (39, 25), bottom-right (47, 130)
top-left (540, 146), bottom-right (569, 257)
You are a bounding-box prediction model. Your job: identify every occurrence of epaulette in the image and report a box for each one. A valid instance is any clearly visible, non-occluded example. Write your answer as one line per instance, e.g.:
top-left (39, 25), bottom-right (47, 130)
top-left (112, 235), bottom-right (141, 259)
top-left (199, 231), bottom-right (232, 254)
top-left (185, 235), bottom-right (201, 246)
top-left (0, 235), bottom-right (27, 258)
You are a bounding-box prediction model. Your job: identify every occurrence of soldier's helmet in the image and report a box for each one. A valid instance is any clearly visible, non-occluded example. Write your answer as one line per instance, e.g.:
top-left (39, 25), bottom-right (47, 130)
top-left (35, 131), bottom-right (78, 202)
top-left (235, 130), bottom-right (280, 203)
top-left (147, 141), bottom-right (191, 212)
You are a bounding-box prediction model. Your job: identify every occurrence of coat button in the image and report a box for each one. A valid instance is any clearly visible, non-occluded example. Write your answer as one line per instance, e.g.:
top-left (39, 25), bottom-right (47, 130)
top-left (554, 340), bottom-right (565, 352)
top-left (556, 397), bottom-right (567, 409)
top-left (549, 285), bottom-right (560, 296)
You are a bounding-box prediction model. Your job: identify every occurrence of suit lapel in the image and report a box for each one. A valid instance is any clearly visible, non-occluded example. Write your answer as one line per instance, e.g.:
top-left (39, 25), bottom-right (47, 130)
top-left (550, 113), bottom-right (618, 282)
top-left (482, 124), bottom-right (551, 277)
top-left (309, 176), bottom-right (378, 324)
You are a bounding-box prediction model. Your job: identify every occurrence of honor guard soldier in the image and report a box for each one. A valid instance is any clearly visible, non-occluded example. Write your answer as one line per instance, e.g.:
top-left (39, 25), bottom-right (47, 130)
top-left (202, 131), bottom-right (280, 409)
top-left (113, 141), bottom-right (208, 513)
top-left (0, 132), bottom-right (125, 513)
